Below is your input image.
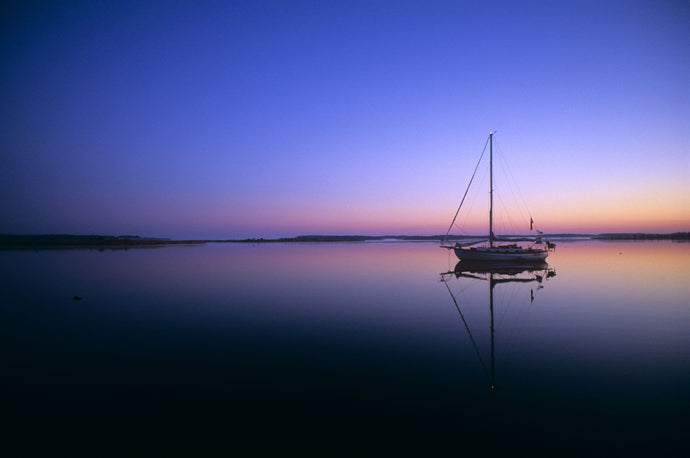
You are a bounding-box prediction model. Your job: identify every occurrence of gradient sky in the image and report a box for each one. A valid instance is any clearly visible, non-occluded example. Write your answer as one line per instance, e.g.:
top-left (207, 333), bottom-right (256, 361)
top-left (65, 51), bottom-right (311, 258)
top-left (1, 0), bottom-right (688, 239)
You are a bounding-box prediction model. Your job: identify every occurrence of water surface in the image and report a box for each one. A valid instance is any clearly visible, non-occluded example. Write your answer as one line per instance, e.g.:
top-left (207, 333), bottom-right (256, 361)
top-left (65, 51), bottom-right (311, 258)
top-left (2, 240), bottom-right (688, 453)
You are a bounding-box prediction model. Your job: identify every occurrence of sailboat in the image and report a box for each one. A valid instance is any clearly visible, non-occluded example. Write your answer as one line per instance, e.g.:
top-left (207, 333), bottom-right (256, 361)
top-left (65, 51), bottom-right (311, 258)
top-left (441, 132), bottom-right (553, 262)
top-left (440, 261), bottom-right (556, 389)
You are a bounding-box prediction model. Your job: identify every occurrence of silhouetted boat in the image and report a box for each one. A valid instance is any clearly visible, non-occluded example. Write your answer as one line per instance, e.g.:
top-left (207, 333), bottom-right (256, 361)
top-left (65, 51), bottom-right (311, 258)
top-left (440, 261), bottom-right (556, 389)
top-left (441, 132), bottom-right (554, 262)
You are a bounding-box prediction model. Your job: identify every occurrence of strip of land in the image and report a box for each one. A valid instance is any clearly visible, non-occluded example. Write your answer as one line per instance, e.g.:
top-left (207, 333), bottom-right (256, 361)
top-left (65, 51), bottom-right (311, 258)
top-left (1, 232), bottom-right (688, 248)
top-left (0, 234), bottom-right (207, 248)
top-left (592, 232), bottom-right (690, 240)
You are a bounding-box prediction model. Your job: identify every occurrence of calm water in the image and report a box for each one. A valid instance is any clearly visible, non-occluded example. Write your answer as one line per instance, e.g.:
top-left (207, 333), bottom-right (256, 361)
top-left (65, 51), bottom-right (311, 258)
top-left (2, 240), bottom-right (688, 453)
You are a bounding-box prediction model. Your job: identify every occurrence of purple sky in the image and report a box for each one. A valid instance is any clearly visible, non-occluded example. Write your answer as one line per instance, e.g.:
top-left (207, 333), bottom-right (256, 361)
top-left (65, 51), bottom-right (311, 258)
top-left (1, 0), bottom-right (688, 238)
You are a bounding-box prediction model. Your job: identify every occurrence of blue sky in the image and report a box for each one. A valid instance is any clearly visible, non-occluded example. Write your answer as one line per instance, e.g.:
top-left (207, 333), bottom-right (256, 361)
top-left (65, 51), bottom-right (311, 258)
top-left (1, 0), bottom-right (688, 238)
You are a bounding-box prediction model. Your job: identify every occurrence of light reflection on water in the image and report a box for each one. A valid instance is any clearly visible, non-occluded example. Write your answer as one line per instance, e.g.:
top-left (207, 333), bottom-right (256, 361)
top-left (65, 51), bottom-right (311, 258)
top-left (1, 240), bottom-right (688, 452)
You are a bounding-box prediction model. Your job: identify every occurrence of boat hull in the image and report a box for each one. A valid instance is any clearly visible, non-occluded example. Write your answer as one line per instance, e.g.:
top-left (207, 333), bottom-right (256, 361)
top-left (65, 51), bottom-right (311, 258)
top-left (454, 247), bottom-right (548, 262)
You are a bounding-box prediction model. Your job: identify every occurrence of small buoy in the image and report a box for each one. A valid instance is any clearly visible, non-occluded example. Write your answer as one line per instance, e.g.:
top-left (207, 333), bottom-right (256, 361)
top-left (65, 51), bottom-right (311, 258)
top-left (73, 295), bottom-right (82, 301)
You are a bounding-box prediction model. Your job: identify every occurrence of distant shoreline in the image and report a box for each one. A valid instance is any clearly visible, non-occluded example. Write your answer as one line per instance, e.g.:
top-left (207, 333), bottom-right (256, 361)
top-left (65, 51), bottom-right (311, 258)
top-left (591, 232), bottom-right (690, 240)
top-left (0, 232), bottom-right (688, 248)
top-left (0, 235), bottom-right (207, 248)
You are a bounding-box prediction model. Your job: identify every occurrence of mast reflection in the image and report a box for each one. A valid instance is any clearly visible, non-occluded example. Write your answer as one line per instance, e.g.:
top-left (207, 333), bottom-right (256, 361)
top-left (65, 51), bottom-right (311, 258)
top-left (440, 261), bottom-right (556, 390)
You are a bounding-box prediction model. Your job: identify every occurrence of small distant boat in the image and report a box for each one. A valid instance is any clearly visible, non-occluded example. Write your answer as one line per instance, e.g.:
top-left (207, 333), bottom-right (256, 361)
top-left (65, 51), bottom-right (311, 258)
top-left (441, 132), bottom-right (554, 262)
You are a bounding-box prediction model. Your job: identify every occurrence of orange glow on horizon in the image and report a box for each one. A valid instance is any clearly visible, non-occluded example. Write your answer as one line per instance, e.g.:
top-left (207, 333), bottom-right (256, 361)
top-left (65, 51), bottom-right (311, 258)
top-left (190, 190), bottom-right (688, 238)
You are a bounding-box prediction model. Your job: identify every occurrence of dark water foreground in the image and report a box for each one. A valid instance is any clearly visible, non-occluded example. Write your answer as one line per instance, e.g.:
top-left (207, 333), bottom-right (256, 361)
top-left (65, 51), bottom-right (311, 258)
top-left (1, 241), bottom-right (688, 454)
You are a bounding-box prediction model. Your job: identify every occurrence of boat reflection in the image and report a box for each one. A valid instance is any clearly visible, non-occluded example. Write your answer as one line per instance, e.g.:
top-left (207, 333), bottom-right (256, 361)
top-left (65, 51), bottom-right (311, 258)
top-left (440, 261), bottom-right (556, 389)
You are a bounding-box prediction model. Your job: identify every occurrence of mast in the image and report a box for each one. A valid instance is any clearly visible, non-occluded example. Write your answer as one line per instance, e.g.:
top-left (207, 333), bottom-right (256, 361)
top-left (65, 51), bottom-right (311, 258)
top-left (489, 132), bottom-right (494, 247)
top-left (489, 273), bottom-right (495, 390)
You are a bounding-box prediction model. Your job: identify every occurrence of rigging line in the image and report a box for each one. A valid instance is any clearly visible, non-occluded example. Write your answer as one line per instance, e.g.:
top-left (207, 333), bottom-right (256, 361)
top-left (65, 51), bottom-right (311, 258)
top-left (453, 159), bottom-right (490, 235)
top-left (494, 195), bottom-right (510, 235)
top-left (456, 278), bottom-right (482, 297)
top-left (442, 278), bottom-right (489, 379)
top-left (498, 275), bottom-right (546, 348)
top-left (500, 287), bottom-right (534, 353)
top-left (493, 138), bottom-right (534, 221)
top-left (455, 168), bottom-right (487, 233)
top-left (495, 283), bottom-right (521, 330)
top-left (495, 194), bottom-right (522, 236)
top-left (506, 291), bottom-right (534, 346)
top-left (497, 158), bottom-right (531, 227)
top-left (442, 136), bottom-right (490, 244)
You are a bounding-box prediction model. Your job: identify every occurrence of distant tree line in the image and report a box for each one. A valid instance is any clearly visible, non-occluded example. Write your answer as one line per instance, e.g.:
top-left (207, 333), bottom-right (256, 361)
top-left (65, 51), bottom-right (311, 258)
top-left (594, 232), bottom-right (689, 240)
